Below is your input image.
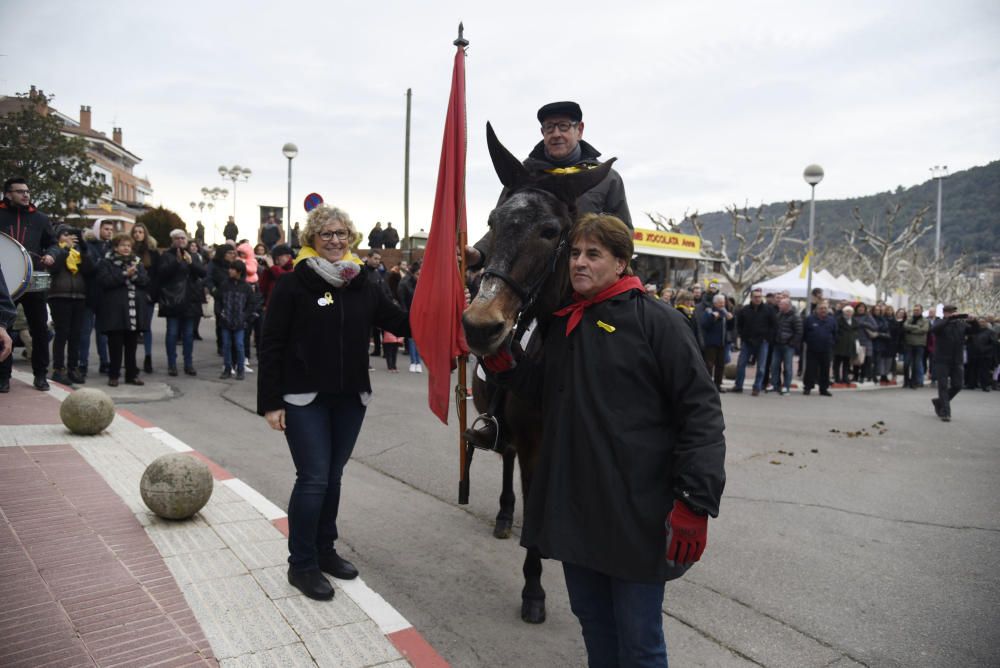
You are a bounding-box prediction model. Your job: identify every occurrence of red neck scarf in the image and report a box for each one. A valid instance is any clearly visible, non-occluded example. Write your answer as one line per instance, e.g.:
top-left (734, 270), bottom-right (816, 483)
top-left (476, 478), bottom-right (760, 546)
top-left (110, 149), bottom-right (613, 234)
top-left (553, 275), bottom-right (644, 335)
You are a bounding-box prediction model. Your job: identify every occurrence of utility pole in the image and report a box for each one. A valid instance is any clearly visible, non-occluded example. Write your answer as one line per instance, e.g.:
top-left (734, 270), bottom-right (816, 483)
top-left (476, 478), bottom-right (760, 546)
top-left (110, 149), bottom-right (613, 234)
top-left (404, 88), bottom-right (412, 262)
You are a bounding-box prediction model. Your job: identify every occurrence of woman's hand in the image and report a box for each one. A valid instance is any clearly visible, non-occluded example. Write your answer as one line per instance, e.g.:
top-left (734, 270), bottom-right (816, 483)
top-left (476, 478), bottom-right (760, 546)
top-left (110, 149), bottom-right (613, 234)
top-left (265, 409), bottom-right (286, 431)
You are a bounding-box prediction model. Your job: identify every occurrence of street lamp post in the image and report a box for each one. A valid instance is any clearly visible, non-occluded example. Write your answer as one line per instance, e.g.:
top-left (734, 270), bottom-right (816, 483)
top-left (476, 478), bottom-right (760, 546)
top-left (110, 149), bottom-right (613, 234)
top-left (803, 164), bottom-right (824, 311)
top-left (218, 165), bottom-right (252, 221)
top-left (930, 165), bottom-right (948, 296)
top-left (200, 187), bottom-right (228, 242)
top-left (282, 143), bottom-right (298, 243)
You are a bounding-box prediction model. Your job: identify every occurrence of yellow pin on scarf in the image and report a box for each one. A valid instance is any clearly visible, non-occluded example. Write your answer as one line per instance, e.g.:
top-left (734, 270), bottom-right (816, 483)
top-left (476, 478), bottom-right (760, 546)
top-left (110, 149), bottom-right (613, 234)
top-left (596, 320), bottom-right (616, 333)
top-left (317, 291), bottom-right (334, 306)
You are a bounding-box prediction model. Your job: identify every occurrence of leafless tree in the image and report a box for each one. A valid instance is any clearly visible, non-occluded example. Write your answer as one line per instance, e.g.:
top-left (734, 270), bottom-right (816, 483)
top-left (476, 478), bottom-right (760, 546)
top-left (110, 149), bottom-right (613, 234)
top-left (645, 212), bottom-right (681, 232)
top-left (896, 249), bottom-right (971, 307)
top-left (682, 201), bottom-right (802, 299)
top-left (842, 203), bottom-right (932, 301)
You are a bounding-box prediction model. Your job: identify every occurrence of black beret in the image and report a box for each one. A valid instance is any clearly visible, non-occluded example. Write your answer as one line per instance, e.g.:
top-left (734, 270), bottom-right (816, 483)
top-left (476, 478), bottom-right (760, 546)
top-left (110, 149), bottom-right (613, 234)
top-left (537, 101), bottom-right (582, 123)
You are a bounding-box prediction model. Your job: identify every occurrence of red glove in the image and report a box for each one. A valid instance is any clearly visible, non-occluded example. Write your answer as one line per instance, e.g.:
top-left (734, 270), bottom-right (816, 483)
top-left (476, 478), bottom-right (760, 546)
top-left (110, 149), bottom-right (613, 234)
top-left (482, 347), bottom-right (514, 373)
top-left (666, 499), bottom-right (708, 566)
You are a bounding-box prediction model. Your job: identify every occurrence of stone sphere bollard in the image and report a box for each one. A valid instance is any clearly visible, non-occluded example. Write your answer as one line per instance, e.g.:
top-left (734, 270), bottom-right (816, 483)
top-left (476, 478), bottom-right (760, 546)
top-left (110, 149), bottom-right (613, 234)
top-left (724, 362), bottom-right (737, 380)
top-left (60, 388), bottom-right (116, 435)
top-left (140, 454), bottom-right (213, 520)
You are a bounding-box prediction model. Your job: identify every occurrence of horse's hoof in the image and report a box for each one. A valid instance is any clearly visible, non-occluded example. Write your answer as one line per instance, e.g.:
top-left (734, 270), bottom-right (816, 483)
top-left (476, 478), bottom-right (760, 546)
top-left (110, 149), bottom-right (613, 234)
top-left (493, 518), bottom-right (512, 539)
top-left (521, 599), bottom-right (546, 624)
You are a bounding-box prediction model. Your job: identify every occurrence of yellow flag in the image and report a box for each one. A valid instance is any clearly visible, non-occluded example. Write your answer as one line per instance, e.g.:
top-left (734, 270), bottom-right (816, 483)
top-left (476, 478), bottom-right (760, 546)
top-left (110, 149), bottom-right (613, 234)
top-left (99, 202), bottom-right (113, 212)
top-left (799, 251), bottom-right (812, 279)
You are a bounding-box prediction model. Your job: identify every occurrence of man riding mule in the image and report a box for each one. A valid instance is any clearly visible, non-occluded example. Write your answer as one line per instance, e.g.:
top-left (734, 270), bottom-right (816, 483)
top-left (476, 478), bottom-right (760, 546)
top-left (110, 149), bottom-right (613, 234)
top-left (465, 100), bottom-right (632, 451)
top-left (461, 126), bottom-right (726, 651)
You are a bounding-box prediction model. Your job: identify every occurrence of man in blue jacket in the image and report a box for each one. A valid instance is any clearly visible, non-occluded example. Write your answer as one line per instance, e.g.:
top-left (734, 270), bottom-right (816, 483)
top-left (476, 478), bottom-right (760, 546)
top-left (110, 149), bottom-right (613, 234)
top-left (802, 300), bottom-right (838, 396)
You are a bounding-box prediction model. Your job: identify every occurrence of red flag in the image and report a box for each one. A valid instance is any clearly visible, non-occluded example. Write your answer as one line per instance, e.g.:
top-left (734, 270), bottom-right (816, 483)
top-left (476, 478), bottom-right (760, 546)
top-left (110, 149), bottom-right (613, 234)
top-left (410, 44), bottom-right (469, 424)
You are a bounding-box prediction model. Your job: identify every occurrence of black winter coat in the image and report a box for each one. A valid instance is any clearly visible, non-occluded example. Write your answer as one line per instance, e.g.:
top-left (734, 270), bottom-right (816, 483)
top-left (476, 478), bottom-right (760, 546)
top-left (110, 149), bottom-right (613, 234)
top-left (96, 254), bottom-right (149, 333)
top-left (0, 200), bottom-right (56, 270)
top-left (82, 238), bottom-right (111, 309)
top-left (257, 261), bottom-right (411, 414)
top-left (774, 308), bottom-right (803, 348)
top-left (736, 302), bottom-right (777, 345)
top-left (500, 290), bottom-right (726, 583)
top-left (157, 248), bottom-right (206, 319)
top-left (833, 315), bottom-right (858, 357)
top-left (932, 317), bottom-right (967, 364)
top-left (48, 245), bottom-right (92, 300)
top-left (803, 313), bottom-right (838, 352)
top-left (217, 278), bottom-right (256, 330)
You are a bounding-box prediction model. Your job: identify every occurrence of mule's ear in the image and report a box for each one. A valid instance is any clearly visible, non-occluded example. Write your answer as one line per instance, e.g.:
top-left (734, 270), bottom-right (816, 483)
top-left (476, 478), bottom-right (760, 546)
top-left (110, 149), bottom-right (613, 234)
top-left (487, 122), bottom-right (529, 190)
top-left (537, 158), bottom-right (617, 206)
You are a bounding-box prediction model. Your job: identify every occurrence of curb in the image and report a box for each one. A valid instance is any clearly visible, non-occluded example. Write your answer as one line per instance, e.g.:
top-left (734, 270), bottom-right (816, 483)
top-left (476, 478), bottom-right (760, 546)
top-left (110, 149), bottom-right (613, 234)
top-left (13, 370), bottom-right (450, 668)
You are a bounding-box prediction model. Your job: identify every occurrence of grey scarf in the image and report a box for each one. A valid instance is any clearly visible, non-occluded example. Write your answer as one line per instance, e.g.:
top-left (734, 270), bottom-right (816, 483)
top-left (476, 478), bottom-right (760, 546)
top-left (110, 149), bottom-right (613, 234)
top-left (306, 257), bottom-right (360, 288)
top-left (543, 142), bottom-right (583, 167)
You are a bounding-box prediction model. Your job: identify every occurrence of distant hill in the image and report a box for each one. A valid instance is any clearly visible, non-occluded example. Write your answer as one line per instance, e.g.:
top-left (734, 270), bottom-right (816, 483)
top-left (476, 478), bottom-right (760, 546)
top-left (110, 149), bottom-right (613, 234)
top-left (676, 160), bottom-right (1000, 264)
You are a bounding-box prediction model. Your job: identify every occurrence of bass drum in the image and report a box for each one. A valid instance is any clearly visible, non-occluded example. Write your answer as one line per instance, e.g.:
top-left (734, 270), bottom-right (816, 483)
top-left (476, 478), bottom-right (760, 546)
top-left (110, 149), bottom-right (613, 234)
top-left (0, 231), bottom-right (32, 300)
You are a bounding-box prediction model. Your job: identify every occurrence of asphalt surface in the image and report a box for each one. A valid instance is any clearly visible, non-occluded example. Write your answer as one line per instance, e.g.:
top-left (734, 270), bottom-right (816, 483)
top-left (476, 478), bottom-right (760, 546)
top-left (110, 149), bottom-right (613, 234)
top-left (82, 317), bottom-right (1000, 668)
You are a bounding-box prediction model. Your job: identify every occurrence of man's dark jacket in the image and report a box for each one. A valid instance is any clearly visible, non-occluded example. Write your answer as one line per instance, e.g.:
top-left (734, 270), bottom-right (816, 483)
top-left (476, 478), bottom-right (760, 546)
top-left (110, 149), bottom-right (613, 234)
top-left (803, 313), bottom-right (838, 352)
top-left (157, 248), bottom-right (206, 319)
top-left (382, 226), bottom-right (399, 249)
top-left (932, 317), bottom-right (967, 364)
top-left (257, 262), bottom-right (410, 414)
top-left (736, 302), bottom-right (777, 346)
top-left (0, 199), bottom-right (55, 270)
top-left (774, 308), bottom-right (803, 348)
top-left (500, 290), bottom-right (726, 583)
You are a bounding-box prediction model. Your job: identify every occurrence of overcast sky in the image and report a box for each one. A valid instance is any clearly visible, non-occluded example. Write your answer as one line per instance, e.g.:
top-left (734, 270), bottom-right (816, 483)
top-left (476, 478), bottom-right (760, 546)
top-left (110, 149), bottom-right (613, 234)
top-left (6, 1), bottom-right (999, 244)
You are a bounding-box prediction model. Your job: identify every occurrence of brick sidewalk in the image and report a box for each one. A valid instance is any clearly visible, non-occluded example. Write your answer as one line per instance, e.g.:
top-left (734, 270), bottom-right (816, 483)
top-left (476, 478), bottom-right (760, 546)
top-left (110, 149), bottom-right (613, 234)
top-left (0, 442), bottom-right (213, 667)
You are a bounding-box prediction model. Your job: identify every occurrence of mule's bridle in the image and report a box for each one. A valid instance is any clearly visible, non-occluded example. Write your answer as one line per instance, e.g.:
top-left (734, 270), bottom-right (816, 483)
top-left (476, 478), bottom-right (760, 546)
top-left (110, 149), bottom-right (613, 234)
top-left (480, 232), bottom-right (567, 324)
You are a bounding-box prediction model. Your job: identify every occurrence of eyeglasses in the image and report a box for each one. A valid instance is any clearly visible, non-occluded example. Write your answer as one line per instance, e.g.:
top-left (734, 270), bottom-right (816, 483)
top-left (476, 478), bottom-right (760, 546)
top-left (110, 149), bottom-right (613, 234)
top-left (317, 229), bottom-right (350, 241)
top-left (541, 121), bottom-right (578, 134)
top-left (8, 188), bottom-right (29, 194)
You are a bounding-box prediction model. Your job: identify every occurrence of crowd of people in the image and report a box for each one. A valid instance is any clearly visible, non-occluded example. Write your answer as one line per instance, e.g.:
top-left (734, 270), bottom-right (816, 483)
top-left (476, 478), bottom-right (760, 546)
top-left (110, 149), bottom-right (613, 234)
top-left (644, 279), bottom-right (1000, 416)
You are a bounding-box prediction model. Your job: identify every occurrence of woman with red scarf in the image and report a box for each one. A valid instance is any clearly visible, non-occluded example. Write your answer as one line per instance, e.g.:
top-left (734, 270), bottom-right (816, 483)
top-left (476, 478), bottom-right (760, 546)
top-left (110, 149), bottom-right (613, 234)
top-left (491, 214), bottom-right (726, 667)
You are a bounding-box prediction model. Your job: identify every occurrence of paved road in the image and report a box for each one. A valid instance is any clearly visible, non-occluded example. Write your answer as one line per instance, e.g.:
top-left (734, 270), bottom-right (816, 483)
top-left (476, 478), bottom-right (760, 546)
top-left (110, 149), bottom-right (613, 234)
top-left (95, 319), bottom-right (1000, 667)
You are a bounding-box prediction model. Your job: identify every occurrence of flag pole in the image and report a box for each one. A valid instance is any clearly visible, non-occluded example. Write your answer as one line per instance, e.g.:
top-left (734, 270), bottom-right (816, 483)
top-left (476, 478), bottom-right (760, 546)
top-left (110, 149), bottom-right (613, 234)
top-left (453, 23), bottom-right (472, 505)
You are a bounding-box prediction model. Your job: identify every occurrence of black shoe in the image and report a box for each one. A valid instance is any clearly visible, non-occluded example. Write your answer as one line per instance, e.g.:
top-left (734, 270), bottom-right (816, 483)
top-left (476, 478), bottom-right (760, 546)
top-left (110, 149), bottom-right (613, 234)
top-left (108, 378), bottom-right (119, 387)
top-left (126, 377), bottom-right (144, 386)
top-left (143, 356), bottom-right (153, 374)
top-left (68, 368), bottom-right (85, 384)
top-left (0, 378), bottom-right (9, 393)
top-left (51, 369), bottom-right (74, 386)
top-left (820, 390), bottom-right (833, 396)
top-left (730, 387), bottom-right (743, 394)
top-left (184, 367), bottom-right (197, 376)
top-left (220, 368), bottom-right (232, 379)
top-left (464, 420), bottom-right (500, 452)
top-left (168, 366), bottom-right (179, 377)
top-left (287, 568), bottom-right (335, 600)
top-left (318, 552), bottom-right (359, 580)
top-left (34, 375), bottom-right (50, 391)
top-left (931, 398), bottom-right (942, 417)
top-left (803, 388), bottom-right (811, 395)
top-left (940, 415), bottom-right (951, 422)
top-left (235, 370), bottom-right (245, 381)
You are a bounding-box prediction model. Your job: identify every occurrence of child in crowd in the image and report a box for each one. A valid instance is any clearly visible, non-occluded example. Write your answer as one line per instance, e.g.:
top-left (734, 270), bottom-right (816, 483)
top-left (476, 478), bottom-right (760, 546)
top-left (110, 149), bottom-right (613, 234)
top-left (217, 259), bottom-right (255, 380)
top-left (382, 329), bottom-right (403, 373)
top-left (49, 225), bottom-right (92, 386)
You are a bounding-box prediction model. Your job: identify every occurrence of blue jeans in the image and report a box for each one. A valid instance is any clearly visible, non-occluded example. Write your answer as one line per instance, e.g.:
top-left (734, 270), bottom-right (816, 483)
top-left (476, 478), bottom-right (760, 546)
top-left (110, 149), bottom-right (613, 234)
top-left (734, 340), bottom-right (769, 391)
top-left (770, 343), bottom-right (795, 391)
top-left (284, 393), bottom-right (367, 570)
top-left (221, 328), bottom-right (245, 371)
top-left (563, 562), bottom-right (668, 668)
top-left (903, 345), bottom-right (925, 387)
top-left (79, 307), bottom-right (109, 369)
top-left (408, 339), bottom-right (421, 364)
top-left (165, 317), bottom-right (195, 369)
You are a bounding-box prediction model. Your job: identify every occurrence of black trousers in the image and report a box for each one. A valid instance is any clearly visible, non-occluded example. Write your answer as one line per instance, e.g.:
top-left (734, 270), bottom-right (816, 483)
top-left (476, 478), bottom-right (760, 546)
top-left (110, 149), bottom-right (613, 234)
top-left (703, 346), bottom-right (725, 388)
top-left (371, 326), bottom-right (382, 355)
top-left (107, 330), bottom-right (140, 381)
top-left (0, 290), bottom-right (49, 379)
top-left (50, 298), bottom-right (86, 371)
top-left (804, 349), bottom-right (831, 391)
top-left (383, 342), bottom-right (399, 370)
top-left (833, 355), bottom-right (852, 383)
top-left (934, 361), bottom-right (962, 417)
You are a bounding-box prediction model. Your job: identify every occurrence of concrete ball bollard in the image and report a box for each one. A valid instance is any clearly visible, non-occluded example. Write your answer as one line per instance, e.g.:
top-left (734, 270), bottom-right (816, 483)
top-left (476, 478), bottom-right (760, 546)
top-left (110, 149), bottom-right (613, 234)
top-left (60, 388), bottom-right (116, 435)
top-left (140, 454), bottom-right (214, 520)
top-left (724, 362), bottom-right (737, 380)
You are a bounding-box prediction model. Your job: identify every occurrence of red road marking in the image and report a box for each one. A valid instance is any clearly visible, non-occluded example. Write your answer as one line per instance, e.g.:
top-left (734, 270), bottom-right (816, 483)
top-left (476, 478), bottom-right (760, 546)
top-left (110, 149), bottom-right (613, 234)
top-left (388, 627), bottom-right (451, 668)
top-left (182, 451), bottom-right (234, 481)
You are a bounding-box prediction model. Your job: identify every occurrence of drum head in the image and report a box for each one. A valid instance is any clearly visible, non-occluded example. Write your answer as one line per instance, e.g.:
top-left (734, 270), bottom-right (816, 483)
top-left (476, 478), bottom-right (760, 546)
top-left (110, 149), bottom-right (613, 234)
top-left (0, 232), bottom-right (32, 300)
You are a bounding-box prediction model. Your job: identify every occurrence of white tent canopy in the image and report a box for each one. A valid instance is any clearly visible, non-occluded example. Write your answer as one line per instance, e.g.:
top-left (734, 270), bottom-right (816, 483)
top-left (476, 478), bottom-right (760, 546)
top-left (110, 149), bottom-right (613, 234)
top-left (753, 263), bottom-right (875, 301)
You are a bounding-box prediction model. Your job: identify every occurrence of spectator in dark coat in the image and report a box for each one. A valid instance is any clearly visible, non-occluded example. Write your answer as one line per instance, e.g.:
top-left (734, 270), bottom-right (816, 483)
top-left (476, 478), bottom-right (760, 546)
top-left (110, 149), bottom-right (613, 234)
top-left (79, 220), bottom-right (115, 378)
top-left (700, 293), bottom-right (732, 392)
top-left (802, 301), bottom-right (837, 395)
top-left (48, 225), bottom-right (93, 386)
top-left (157, 229), bottom-right (206, 376)
top-left (367, 222), bottom-right (384, 249)
top-left (770, 297), bottom-right (802, 395)
top-left (967, 318), bottom-right (998, 391)
top-left (398, 261), bottom-right (421, 372)
top-left (260, 244), bottom-right (294, 307)
top-left (97, 234), bottom-right (149, 386)
top-left (216, 260), bottom-right (255, 380)
top-left (733, 288), bottom-right (777, 395)
top-left (382, 222), bottom-right (399, 249)
top-left (832, 305), bottom-right (858, 384)
top-left (131, 223), bottom-right (160, 373)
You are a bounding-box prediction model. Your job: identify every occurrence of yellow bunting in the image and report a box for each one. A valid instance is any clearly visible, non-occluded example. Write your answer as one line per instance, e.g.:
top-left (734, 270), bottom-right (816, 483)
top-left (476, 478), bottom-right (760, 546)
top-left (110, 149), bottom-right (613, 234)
top-left (596, 320), bottom-right (616, 333)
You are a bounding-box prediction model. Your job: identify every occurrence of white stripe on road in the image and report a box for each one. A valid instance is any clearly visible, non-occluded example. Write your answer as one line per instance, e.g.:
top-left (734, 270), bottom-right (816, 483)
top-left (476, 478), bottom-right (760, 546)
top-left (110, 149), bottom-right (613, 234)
top-left (144, 427), bottom-right (193, 452)
top-left (337, 576), bottom-right (412, 634)
top-left (221, 477), bottom-right (287, 521)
